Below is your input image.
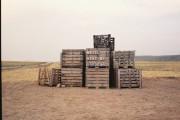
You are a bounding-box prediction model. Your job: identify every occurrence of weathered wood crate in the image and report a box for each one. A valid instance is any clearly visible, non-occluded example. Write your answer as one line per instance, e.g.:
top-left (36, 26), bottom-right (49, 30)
top-left (86, 68), bottom-right (109, 88)
top-left (49, 68), bottom-right (61, 87)
top-left (115, 68), bottom-right (142, 88)
top-left (61, 68), bottom-right (83, 87)
top-left (93, 34), bottom-right (115, 51)
top-left (61, 49), bottom-right (85, 68)
top-left (86, 48), bottom-right (110, 68)
top-left (38, 67), bottom-right (50, 86)
top-left (113, 51), bottom-right (135, 68)
top-left (38, 67), bottom-right (61, 87)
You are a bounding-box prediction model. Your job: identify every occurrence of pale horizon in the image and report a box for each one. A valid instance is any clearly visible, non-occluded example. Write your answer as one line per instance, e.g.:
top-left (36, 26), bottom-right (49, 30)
top-left (2, 0), bottom-right (180, 61)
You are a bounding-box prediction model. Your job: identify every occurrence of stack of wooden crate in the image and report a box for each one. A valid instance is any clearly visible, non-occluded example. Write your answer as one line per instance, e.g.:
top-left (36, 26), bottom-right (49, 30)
top-left (61, 49), bottom-right (85, 87)
top-left (113, 51), bottom-right (135, 69)
top-left (114, 51), bottom-right (142, 88)
top-left (93, 34), bottom-right (115, 88)
top-left (38, 34), bottom-right (143, 89)
top-left (85, 48), bottom-right (110, 88)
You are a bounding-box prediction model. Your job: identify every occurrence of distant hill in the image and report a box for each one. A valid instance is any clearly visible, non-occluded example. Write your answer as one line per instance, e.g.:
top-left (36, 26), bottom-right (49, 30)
top-left (135, 55), bottom-right (180, 61)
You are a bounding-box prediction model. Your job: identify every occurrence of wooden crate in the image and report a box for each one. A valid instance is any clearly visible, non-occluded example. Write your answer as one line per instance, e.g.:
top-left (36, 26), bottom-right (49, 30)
top-left (115, 68), bottom-right (142, 88)
top-left (86, 68), bottom-right (109, 89)
top-left (61, 68), bottom-right (83, 87)
top-left (38, 67), bottom-right (50, 86)
top-left (61, 49), bottom-right (85, 68)
top-left (114, 51), bottom-right (135, 68)
top-left (93, 34), bottom-right (115, 51)
top-left (49, 68), bottom-right (61, 87)
top-left (86, 48), bottom-right (110, 68)
top-left (38, 67), bottom-right (61, 87)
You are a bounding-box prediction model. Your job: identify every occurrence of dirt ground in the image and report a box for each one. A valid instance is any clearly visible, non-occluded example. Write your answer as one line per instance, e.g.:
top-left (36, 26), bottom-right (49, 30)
top-left (2, 74), bottom-right (180, 120)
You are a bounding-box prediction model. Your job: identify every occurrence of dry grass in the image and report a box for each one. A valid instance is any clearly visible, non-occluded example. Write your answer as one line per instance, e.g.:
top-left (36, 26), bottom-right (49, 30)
top-left (2, 62), bottom-right (59, 82)
top-left (2, 61), bottom-right (46, 70)
top-left (136, 61), bottom-right (180, 77)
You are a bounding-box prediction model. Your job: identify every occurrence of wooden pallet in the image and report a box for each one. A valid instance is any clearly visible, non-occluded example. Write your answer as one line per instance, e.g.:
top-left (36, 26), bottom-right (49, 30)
top-left (115, 68), bottom-right (142, 89)
top-left (86, 68), bottom-right (109, 89)
top-left (86, 85), bottom-right (109, 89)
top-left (61, 68), bottom-right (83, 87)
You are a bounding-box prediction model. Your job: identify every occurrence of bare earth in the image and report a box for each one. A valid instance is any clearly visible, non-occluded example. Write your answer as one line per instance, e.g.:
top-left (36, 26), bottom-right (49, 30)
top-left (2, 78), bottom-right (180, 120)
top-left (2, 63), bottom-right (180, 120)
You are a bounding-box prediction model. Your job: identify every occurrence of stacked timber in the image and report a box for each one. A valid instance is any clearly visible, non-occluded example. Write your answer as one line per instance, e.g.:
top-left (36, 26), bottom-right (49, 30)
top-left (93, 34), bottom-right (115, 51)
top-left (115, 68), bottom-right (142, 88)
top-left (61, 49), bottom-right (85, 87)
top-left (114, 51), bottom-right (135, 69)
top-left (86, 48), bottom-right (109, 88)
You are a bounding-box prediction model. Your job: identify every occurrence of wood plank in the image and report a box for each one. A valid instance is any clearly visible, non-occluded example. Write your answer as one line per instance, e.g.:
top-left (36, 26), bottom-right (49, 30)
top-left (62, 54), bottom-right (84, 58)
top-left (86, 78), bottom-right (109, 81)
top-left (61, 68), bottom-right (82, 71)
top-left (86, 68), bottom-right (109, 72)
top-left (86, 74), bottom-right (109, 78)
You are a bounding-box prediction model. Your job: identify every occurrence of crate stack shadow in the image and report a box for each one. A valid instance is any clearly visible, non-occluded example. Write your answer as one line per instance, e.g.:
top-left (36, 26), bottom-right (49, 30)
top-left (61, 49), bottom-right (85, 87)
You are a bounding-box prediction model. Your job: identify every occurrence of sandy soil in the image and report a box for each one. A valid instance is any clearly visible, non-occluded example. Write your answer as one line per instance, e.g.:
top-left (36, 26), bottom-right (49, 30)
top-left (2, 76), bottom-right (180, 120)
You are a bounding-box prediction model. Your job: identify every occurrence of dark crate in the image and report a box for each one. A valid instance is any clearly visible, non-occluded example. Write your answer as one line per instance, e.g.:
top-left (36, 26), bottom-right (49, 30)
top-left (93, 34), bottom-right (115, 51)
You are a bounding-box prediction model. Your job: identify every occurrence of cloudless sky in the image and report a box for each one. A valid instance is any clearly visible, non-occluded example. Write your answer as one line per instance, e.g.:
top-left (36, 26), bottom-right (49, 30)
top-left (2, 0), bottom-right (180, 61)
